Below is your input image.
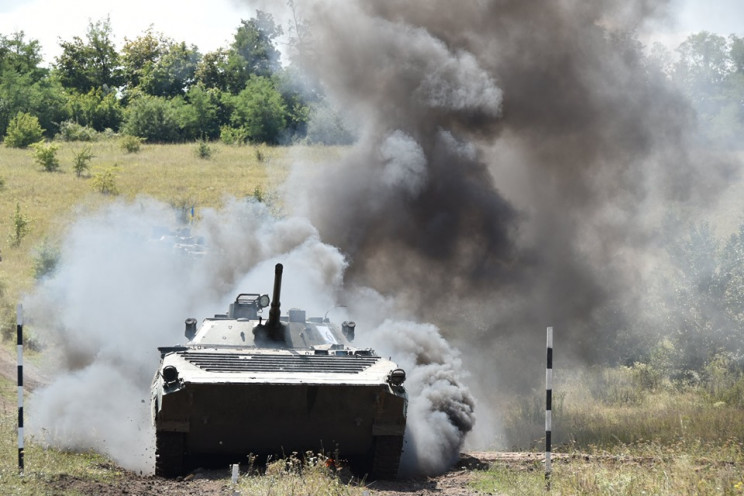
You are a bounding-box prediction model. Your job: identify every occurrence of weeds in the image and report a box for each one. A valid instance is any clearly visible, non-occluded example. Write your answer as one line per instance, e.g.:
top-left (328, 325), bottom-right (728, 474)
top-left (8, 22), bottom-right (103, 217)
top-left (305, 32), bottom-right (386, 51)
top-left (8, 202), bottom-right (30, 247)
top-left (72, 145), bottom-right (95, 177)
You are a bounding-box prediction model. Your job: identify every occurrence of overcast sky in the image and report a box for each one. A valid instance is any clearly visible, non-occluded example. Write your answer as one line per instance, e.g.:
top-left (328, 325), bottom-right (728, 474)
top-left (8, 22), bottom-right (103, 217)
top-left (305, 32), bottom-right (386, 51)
top-left (0, 0), bottom-right (743, 65)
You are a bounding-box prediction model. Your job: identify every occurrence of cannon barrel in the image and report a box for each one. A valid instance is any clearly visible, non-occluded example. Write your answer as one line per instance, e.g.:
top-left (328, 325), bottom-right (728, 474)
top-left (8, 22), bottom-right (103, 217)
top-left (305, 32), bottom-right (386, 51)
top-left (267, 263), bottom-right (283, 328)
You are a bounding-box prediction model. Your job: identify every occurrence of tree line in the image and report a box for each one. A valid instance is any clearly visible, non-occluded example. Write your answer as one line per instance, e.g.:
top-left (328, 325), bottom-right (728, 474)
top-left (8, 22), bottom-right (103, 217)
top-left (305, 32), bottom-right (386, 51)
top-left (1, 18), bottom-right (742, 147)
top-left (0, 12), bottom-right (352, 146)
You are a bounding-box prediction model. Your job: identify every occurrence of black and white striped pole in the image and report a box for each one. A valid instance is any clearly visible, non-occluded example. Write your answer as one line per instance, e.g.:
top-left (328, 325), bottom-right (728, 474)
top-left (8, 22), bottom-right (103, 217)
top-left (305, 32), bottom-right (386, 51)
top-left (17, 303), bottom-right (24, 475)
top-left (545, 326), bottom-right (553, 490)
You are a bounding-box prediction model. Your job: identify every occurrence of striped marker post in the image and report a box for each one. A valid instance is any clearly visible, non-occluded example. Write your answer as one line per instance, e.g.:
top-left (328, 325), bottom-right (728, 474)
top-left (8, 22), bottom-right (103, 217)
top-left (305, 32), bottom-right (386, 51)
top-left (545, 326), bottom-right (553, 489)
top-left (17, 304), bottom-right (24, 475)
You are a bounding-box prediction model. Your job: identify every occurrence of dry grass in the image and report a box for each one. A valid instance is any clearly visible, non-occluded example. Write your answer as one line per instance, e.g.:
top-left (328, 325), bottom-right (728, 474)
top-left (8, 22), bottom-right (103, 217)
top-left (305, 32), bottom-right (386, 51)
top-left (0, 139), bottom-right (342, 324)
top-left (471, 441), bottom-right (744, 495)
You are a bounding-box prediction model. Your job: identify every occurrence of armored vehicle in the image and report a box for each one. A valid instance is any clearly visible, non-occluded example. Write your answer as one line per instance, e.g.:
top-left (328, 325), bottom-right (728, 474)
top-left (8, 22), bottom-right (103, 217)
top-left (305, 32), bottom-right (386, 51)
top-left (151, 264), bottom-right (407, 479)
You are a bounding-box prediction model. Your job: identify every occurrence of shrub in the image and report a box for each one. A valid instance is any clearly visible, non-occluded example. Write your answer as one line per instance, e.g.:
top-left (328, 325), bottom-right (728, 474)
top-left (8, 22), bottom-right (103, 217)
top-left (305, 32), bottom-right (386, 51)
top-left (4, 112), bottom-right (44, 148)
top-left (220, 125), bottom-right (248, 145)
top-left (8, 203), bottom-right (30, 247)
top-left (33, 240), bottom-right (60, 280)
top-left (195, 139), bottom-right (212, 159)
top-left (31, 141), bottom-right (60, 172)
top-left (91, 166), bottom-right (118, 195)
top-left (120, 135), bottom-right (143, 153)
top-left (73, 145), bottom-right (94, 177)
top-left (57, 120), bottom-right (98, 142)
top-left (121, 94), bottom-right (181, 142)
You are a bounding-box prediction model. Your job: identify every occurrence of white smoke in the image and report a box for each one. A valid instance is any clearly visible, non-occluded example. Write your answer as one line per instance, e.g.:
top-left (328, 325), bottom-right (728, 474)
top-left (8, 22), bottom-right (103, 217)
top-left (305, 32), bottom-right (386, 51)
top-left (25, 196), bottom-right (473, 476)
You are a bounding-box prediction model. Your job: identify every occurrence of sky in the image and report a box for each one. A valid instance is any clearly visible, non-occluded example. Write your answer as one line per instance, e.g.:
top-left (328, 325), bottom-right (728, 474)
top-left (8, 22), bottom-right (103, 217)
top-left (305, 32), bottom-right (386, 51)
top-left (1, 0), bottom-right (743, 66)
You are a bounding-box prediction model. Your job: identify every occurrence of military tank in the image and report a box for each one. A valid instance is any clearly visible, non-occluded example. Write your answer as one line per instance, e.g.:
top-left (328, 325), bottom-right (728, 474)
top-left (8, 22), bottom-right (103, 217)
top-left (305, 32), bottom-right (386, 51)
top-left (151, 263), bottom-right (407, 479)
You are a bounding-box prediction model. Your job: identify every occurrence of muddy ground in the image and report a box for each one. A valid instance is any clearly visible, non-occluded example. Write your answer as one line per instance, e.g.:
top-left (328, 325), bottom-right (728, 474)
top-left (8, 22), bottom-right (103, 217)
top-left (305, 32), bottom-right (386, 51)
top-left (42, 452), bottom-right (532, 495)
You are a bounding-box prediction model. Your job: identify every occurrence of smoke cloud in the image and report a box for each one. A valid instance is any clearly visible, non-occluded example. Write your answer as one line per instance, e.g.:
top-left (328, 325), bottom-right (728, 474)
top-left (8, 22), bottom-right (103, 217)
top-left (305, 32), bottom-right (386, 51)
top-left (24, 0), bottom-right (744, 479)
top-left (279, 0), bottom-right (739, 459)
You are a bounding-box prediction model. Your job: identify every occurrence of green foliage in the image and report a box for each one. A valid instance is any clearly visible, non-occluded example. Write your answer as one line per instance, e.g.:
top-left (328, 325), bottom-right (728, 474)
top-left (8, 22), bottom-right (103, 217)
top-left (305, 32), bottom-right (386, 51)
top-left (54, 17), bottom-right (123, 92)
top-left (57, 120), bottom-right (98, 141)
top-left (230, 11), bottom-right (283, 79)
top-left (65, 88), bottom-right (123, 131)
top-left (121, 94), bottom-right (181, 142)
top-left (4, 111), bottom-right (43, 148)
top-left (31, 141), bottom-right (60, 171)
top-left (121, 30), bottom-right (200, 98)
top-left (8, 202), bottom-right (30, 247)
top-left (220, 125), bottom-right (249, 145)
top-left (228, 76), bottom-right (287, 144)
top-left (194, 139), bottom-right (212, 159)
top-left (181, 84), bottom-right (221, 139)
top-left (72, 145), bottom-right (95, 176)
top-left (33, 239), bottom-right (60, 280)
top-left (91, 166), bottom-right (118, 195)
top-left (120, 135), bottom-right (143, 153)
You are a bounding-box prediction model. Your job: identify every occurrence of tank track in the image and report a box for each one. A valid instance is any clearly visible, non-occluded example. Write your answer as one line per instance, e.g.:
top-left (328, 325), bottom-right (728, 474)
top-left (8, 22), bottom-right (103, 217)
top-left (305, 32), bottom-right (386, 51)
top-left (371, 435), bottom-right (404, 480)
top-left (155, 431), bottom-right (185, 478)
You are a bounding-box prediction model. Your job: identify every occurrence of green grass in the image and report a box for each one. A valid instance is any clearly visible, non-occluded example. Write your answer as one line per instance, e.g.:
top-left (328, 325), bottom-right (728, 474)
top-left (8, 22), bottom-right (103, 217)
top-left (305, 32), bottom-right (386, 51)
top-left (470, 441), bottom-right (744, 495)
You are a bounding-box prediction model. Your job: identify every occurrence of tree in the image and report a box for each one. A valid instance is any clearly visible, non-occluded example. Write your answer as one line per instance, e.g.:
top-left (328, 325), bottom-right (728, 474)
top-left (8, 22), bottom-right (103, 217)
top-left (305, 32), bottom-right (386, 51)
top-left (0, 32), bottom-right (67, 138)
top-left (55, 17), bottom-right (123, 92)
top-left (65, 88), bottom-right (123, 131)
top-left (194, 49), bottom-right (230, 92)
top-left (228, 75), bottom-right (287, 143)
top-left (122, 30), bottom-right (201, 97)
top-left (141, 41), bottom-right (200, 97)
top-left (0, 31), bottom-right (46, 81)
top-left (215, 11), bottom-right (283, 93)
top-left (120, 27), bottom-right (166, 90)
top-left (181, 84), bottom-right (221, 140)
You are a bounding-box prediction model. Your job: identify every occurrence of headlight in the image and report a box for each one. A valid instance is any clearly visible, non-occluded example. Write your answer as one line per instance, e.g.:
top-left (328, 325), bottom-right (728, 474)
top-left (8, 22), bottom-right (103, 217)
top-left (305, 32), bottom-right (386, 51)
top-left (162, 365), bottom-right (179, 384)
top-left (388, 368), bottom-right (406, 386)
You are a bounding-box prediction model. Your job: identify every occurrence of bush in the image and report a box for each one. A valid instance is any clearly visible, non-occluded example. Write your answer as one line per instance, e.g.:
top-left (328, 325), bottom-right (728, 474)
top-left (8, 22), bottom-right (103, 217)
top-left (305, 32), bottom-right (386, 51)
top-left (31, 141), bottom-right (60, 172)
top-left (220, 125), bottom-right (248, 145)
top-left (33, 240), bottom-right (60, 280)
top-left (4, 112), bottom-right (44, 148)
top-left (57, 120), bottom-right (98, 142)
top-left (8, 203), bottom-right (30, 247)
top-left (73, 145), bottom-right (94, 177)
top-left (121, 94), bottom-right (181, 142)
top-left (91, 166), bottom-right (118, 195)
top-left (195, 139), bottom-right (212, 159)
top-left (120, 135), bottom-right (143, 153)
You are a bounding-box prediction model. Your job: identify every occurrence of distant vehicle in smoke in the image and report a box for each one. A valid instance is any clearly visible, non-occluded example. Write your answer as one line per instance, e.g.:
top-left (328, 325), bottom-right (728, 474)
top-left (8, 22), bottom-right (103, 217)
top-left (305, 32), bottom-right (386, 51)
top-left (151, 263), bottom-right (408, 479)
top-left (150, 226), bottom-right (207, 258)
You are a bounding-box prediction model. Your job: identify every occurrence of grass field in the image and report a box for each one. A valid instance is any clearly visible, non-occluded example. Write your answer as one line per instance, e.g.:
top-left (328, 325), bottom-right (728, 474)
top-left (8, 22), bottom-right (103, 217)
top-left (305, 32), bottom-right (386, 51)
top-left (1, 139), bottom-right (744, 494)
